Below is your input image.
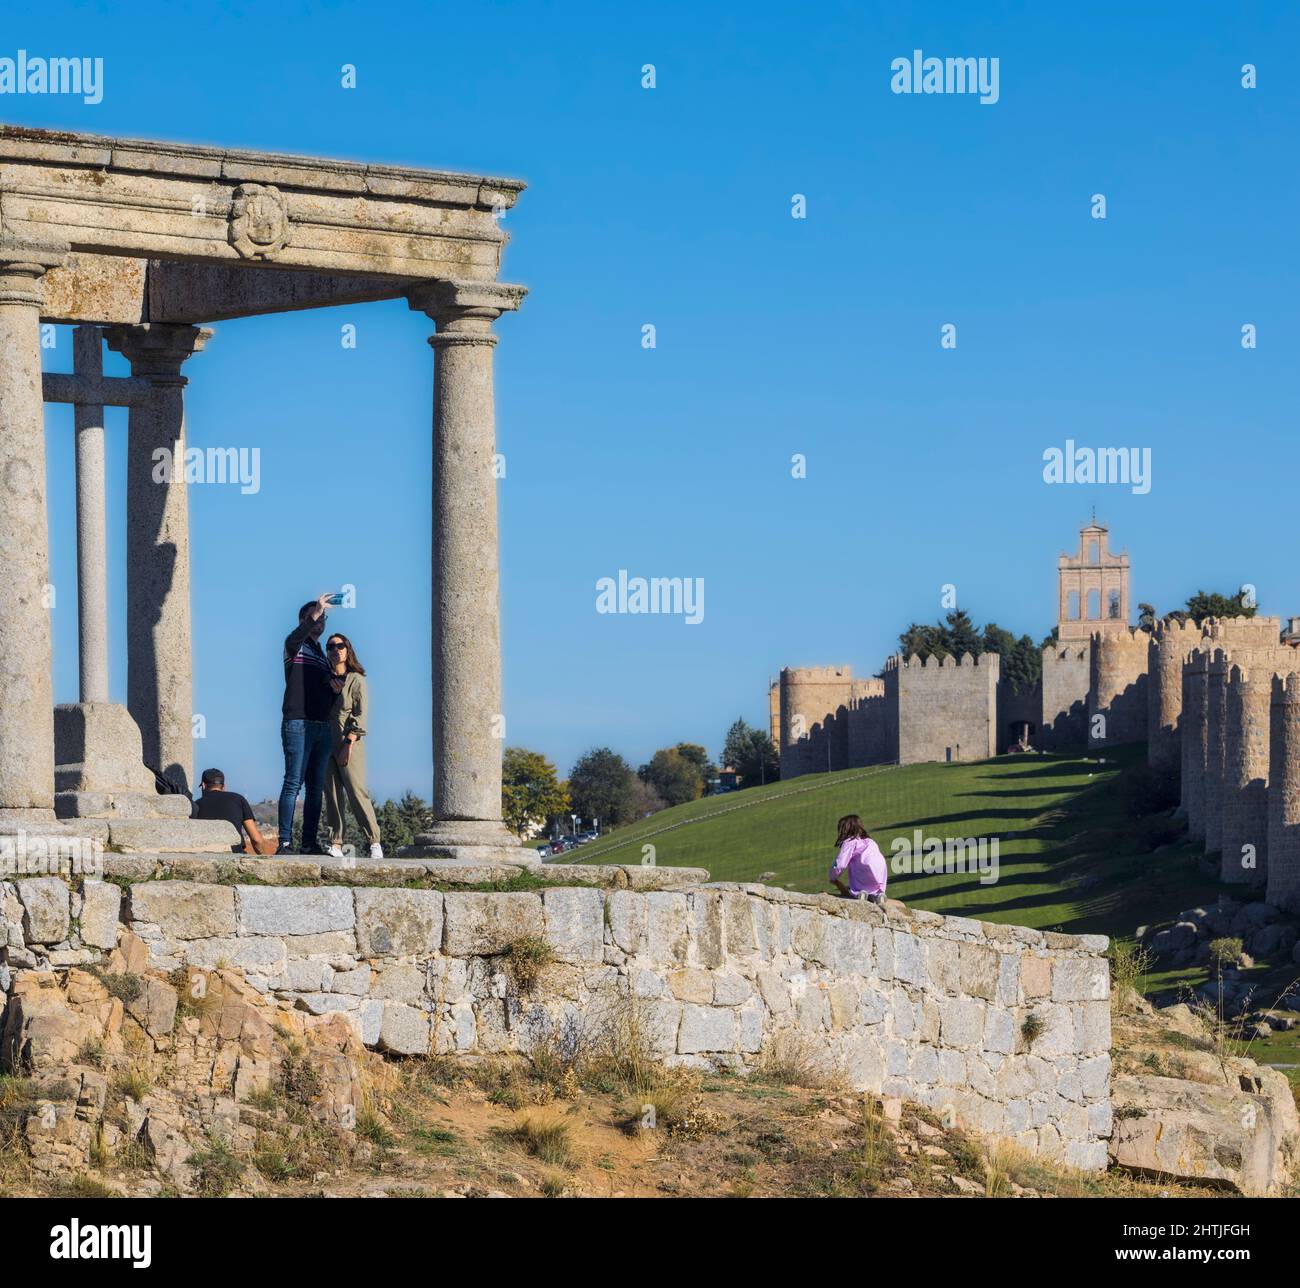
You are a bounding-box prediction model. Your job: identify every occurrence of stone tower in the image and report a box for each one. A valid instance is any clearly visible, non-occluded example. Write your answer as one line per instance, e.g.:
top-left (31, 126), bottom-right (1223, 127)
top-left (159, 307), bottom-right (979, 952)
top-left (1268, 672), bottom-right (1300, 912)
top-left (1222, 663), bottom-right (1270, 886)
top-left (1147, 617), bottom-right (1200, 776)
top-left (1057, 521), bottom-right (1130, 641)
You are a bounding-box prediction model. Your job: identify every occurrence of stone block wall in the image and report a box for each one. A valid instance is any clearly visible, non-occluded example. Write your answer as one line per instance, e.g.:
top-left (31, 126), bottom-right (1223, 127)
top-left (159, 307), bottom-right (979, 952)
top-left (1041, 643), bottom-right (1090, 752)
top-left (1088, 629), bottom-right (1149, 749)
top-left (1182, 650), bottom-right (1210, 839)
top-left (1222, 663), bottom-right (1270, 887)
top-left (885, 652), bottom-right (999, 765)
top-left (0, 871), bottom-right (1112, 1169)
top-left (779, 666), bottom-right (855, 779)
top-left (1148, 618), bottom-right (1200, 775)
top-left (1269, 674), bottom-right (1300, 912)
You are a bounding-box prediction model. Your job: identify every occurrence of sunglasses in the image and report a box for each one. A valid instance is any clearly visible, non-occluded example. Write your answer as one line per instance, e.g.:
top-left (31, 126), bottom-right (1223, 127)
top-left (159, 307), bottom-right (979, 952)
top-left (328, 642), bottom-right (347, 652)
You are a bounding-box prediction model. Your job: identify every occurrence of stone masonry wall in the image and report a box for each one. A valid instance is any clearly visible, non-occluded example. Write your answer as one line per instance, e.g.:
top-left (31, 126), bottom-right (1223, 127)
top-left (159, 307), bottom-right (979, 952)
top-left (1040, 643), bottom-right (1090, 752)
top-left (887, 652), bottom-right (1000, 765)
top-left (0, 870), bottom-right (1112, 1169)
top-left (1088, 629), bottom-right (1149, 749)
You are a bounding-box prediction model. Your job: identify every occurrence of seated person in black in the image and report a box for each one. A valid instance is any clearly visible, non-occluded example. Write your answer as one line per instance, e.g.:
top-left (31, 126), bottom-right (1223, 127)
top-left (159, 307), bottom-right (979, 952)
top-left (192, 768), bottom-right (273, 854)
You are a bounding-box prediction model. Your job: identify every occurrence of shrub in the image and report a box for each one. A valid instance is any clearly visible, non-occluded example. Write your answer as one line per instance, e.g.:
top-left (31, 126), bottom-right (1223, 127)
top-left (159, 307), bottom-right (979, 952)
top-left (1020, 1011), bottom-right (1045, 1048)
top-left (1109, 940), bottom-right (1154, 1008)
top-left (501, 936), bottom-right (556, 993)
top-left (509, 1113), bottom-right (576, 1168)
top-left (187, 1135), bottom-right (245, 1197)
top-left (1208, 937), bottom-right (1244, 969)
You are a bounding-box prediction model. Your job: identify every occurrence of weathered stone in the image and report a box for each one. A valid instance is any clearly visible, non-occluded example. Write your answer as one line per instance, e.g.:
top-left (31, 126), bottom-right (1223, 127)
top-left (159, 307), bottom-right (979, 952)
top-left (238, 886), bottom-right (354, 937)
top-left (16, 878), bottom-right (70, 944)
top-left (541, 887), bottom-right (603, 963)
top-left (678, 1004), bottom-right (736, 1054)
top-left (354, 887), bottom-right (442, 956)
top-left (129, 881), bottom-right (236, 939)
top-left (78, 878), bottom-right (121, 949)
top-left (442, 892), bottom-right (544, 957)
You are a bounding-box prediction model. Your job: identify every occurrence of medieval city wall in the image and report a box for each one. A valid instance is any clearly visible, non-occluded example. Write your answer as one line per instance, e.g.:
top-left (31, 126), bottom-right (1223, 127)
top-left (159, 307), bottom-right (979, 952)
top-left (0, 862), bottom-right (1112, 1169)
top-left (1148, 618), bottom-right (1200, 777)
top-left (886, 652), bottom-right (999, 765)
top-left (778, 666), bottom-right (855, 779)
top-left (1087, 629), bottom-right (1149, 749)
top-left (1041, 643), bottom-right (1091, 752)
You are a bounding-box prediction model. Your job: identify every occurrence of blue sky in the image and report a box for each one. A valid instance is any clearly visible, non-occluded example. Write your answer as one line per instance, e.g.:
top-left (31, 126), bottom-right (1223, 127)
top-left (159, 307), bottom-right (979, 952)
top-left (12, 0), bottom-right (1298, 800)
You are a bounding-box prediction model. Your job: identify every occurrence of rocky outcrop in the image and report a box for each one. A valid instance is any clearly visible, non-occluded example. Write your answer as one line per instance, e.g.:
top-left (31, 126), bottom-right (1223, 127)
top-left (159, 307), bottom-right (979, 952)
top-left (1109, 993), bottom-right (1299, 1195)
top-left (0, 930), bottom-right (366, 1193)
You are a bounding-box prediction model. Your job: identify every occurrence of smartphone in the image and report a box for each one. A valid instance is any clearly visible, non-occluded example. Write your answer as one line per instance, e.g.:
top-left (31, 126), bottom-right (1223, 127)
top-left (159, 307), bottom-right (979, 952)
top-left (324, 593), bottom-right (346, 606)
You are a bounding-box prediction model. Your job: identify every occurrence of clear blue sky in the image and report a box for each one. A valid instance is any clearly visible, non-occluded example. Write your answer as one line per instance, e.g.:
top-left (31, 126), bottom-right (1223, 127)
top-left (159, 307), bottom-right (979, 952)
top-left (14, 0), bottom-right (1298, 800)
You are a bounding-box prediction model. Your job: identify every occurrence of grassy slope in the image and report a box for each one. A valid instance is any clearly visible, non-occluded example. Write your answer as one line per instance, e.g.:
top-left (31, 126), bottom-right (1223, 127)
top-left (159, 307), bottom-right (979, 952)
top-left (578, 744), bottom-right (1221, 937)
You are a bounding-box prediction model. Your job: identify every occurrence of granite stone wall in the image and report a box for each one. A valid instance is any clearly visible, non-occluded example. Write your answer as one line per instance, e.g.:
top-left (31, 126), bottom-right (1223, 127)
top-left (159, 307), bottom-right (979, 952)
top-left (886, 652), bottom-right (1000, 765)
top-left (0, 869), bottom-right (1112, 1169)
top-left (1040, 643), bottom-right (1090, 752)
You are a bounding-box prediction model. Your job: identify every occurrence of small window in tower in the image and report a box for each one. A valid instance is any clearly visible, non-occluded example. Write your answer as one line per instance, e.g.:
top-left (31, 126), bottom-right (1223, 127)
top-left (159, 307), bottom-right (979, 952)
top-left (1067, 590), bottom-right (1080, 620)
top-left (1108, 589), bottom-right (1121, 619)
top-left (1086, 589), bottom-right (1101, 619)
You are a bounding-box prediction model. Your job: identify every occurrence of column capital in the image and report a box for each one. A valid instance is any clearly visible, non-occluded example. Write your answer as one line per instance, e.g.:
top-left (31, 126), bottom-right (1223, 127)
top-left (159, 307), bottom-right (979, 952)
top-left (104, 322), bottom-right (213, 384)
top-left (0, 238), bottom-right (69, 306)
top-left (407, 278), bottom-right (527, 327)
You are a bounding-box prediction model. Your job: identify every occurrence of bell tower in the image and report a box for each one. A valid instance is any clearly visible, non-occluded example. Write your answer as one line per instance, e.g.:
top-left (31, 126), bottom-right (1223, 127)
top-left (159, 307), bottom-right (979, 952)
top-left (1057, 517), bottom-right (1130, 640)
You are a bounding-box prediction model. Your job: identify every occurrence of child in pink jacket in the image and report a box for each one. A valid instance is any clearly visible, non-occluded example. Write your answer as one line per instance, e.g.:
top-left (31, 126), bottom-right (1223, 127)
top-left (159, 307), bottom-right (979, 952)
top-left (829, 814), bottom-right (888, 904)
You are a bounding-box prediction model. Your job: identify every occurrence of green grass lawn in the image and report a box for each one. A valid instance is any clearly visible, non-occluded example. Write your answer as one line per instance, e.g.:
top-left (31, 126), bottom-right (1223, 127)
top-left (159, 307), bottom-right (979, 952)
top-left (577, 745), bottom-right (1224, 937)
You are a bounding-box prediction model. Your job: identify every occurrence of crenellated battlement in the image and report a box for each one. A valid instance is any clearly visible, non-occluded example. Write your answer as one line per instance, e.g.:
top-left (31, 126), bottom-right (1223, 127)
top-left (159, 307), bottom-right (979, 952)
top-left (781, 665), bottom-right (854, 684)
top-left (893, 651), bottom-right (997, 670)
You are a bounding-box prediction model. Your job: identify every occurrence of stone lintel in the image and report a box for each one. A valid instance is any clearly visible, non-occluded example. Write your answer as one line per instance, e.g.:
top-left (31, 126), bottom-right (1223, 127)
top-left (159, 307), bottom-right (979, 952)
top-left (144, 260), bottom-right (422, 323)
top-left (0, 125), bottom-right (524, 281)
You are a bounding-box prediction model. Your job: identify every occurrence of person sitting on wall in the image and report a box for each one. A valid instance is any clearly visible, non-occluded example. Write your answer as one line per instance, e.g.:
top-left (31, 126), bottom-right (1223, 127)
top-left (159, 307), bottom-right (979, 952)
top-left (829, 813), bottom-right (888, 905)
top-left (192, 767), bottom-right (275, 855)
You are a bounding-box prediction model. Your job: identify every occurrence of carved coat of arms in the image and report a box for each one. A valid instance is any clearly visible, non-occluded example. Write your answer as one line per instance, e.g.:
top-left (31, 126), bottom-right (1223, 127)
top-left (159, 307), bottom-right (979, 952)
top-left (227, 183), bottom-right (292, 259)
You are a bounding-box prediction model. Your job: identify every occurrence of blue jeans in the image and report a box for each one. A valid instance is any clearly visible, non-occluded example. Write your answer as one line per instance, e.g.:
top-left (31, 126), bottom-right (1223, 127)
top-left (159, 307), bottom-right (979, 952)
top-left (278, 719), bottom-right (332, 852)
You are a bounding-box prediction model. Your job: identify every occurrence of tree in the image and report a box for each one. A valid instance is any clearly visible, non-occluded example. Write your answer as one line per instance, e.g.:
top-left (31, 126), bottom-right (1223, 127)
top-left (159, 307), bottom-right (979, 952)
top-left (568, 747), bottom-right (637, 827)
top-left (673, 742), bottom-right (716, 793)
top-left (629, 777), bottom-right (666, 819)
top-left (898, 621), bottom-right (950, 660)
top-left (1171, 590), bottom-right (1257, 626)
top-left (638, 747), bottom-right (703, 807)
top-left (977, 622), bottom-right (1040, 694)
top-left (945, 609), bottom-right (982, 658)
top-left (721, 718), bottom-right (779, 788)
top-left (501, 746), bottom-right (570, 838)
top-left (1137, 602), bottom-right (1157, 632)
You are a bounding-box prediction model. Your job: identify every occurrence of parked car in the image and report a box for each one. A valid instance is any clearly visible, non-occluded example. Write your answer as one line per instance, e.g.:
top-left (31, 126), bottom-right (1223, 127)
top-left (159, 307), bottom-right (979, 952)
top-left (535, 844), bottom-right (553, 859)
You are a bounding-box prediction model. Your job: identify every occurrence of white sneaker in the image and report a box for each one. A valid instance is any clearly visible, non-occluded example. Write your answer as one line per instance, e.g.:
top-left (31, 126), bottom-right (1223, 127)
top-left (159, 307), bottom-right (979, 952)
top-left (328, 845), bottom-right (345, 859)
top-left (369, 843), bottom-right (384, 860)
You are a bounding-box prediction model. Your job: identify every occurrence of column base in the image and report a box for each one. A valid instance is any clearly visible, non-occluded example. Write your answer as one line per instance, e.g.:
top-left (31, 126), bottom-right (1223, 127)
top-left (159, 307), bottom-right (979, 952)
top-left (407, 820), bottom-right (536, 864)
top-left (55, 791), bottom-right (192, 821)
top-left (0, 807), bottom-right (58, 829)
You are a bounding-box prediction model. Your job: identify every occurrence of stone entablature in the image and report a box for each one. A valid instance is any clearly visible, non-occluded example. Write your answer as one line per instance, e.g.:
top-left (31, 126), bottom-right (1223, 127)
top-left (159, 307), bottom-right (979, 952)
top-left (1, 125), bottom-right (523, 318)
top-left (0, 867), bottom-right (1112, 1169)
